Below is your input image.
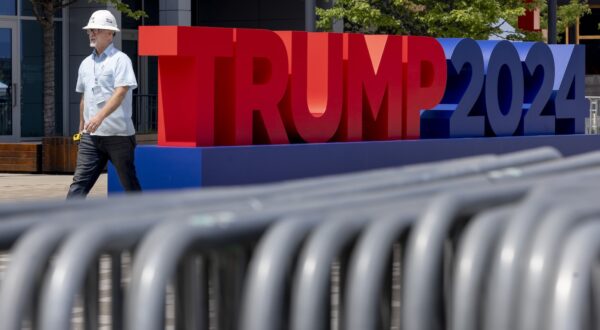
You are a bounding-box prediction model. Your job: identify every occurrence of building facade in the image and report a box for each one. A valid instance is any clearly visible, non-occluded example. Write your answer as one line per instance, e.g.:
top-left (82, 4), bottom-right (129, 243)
top-left (0, 0), bottom-right (319, 141)
top-left (0, 0), bottom-right (598, 141)
top-left (565, 0), bottom-right (600, 95)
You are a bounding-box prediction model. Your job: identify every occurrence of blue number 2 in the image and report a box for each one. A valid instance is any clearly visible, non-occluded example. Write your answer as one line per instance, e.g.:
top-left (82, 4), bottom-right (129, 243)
top-left (421, 38), bottom-right (484, 138)
top-left (514, 42), bottom-right (555, 135)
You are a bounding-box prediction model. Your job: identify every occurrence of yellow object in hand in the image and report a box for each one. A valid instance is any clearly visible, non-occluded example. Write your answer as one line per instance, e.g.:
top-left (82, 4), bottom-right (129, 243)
top-left (72, 133), bottom-right (81, 142)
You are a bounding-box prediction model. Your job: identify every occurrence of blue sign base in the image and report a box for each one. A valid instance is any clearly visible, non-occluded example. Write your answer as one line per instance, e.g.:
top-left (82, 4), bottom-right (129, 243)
top-left (108, 135), bottom-right (600, 193)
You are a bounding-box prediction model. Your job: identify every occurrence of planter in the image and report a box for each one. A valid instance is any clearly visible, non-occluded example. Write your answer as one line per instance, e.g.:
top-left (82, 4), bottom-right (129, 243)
top-left (0, 143), bottom-right (41, 173)
top-left (42, 137), bottom-right (78, 173)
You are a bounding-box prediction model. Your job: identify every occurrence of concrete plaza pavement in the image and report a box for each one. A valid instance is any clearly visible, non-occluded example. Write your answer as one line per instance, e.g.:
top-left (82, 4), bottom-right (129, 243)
top-left (0, 173), bottom-right (107, 202)
top-left (0, 172), bottom-right (116, 329)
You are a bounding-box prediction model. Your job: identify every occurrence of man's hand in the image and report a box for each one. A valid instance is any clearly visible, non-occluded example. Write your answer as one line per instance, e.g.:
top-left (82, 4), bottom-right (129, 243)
top-left (83, 86), bottom-right (129, 133)
top-left (84, 113), bottom-right (106, 133)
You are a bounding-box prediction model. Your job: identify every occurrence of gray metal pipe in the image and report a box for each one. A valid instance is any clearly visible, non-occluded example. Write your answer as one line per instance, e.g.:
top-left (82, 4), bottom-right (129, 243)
top-left (35, 196), bottom-right (271, 330)
top-left (493, 151), bottom-right (600, 180)
top-left (547, 221), bottom-right (600, 330)
top-left (483, 180), bottom-right (600, 330)
top-left (344, 211), bottom-right (420, 330)
top-left (289, 211), bottom-right (383, 330)
top-left (0, 197), bottom-right (105, 218)
top-left (1, 191), bottom-right (280, 330)
top-left (0, 146), bottom-right (588, 330)
top-left (305, 0), bottom-right (316, 31)
top-left (126, 213), bottom-right (275, 330)
top-left (402, 183), bottom-right (531, 330)
top-left (0, 146), bottom-right (589, 330)
top-left (270, 147), bottom-right (560, 204)
top-left (516, 199), bottom-right (600, 330)
top-left (0, 187), bottom-right (255, 250)
top-left (483, 189), bottom-right (565, 330)
top-left (240, 216), bottom-right (323, 330)
top-left (240, 149), bottom-right (550, 330)
top-left (12, 147), bottom-right (562, 330)
top-left (0, 221), bottom-right (79, 330)
top-left (449, 206), bottom-right (514, 330)
top-left (124, 148), bottom-right (569, 330)
top-left (38, 217), bottom-right (166, 330)
top-left (174, 254), bottom-right (207, 330)
top-left (125, 190), bottom-right (438, 330)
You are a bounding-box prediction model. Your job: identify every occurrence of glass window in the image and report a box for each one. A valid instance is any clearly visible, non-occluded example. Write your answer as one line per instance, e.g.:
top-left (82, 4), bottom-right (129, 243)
top-left (54, 21), bottom-right (63, 135)
top-left (579, 9), bottom-right (600, 36)
top-left (20, 20), bottom-right (62, 137)
top-left (122, 40), bottom-right (138, 79)
top-left (148, 56), bottom-right (157, 94)
top-left (0, 0), bottom-right (16, 16)
top-left (121, 0), bottom-right (142, 30)
top-left (0, 28), bottom-right (12, 135)
top-left (121, 0), bottom-right (159, 27)
top-left (0, 29), bottom-right (10, 60)
top-left (145, 0), bottom-right (159, 25)
top-left (580, 40), bottom-right (600, 75)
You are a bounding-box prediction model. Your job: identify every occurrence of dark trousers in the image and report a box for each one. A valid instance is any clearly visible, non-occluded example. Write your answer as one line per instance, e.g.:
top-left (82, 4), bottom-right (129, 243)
top-left (67, 134), bottom-right (142, 199)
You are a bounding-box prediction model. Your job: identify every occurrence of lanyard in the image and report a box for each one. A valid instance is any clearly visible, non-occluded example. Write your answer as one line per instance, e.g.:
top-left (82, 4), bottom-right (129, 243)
top-left (93, 56), bottom-right (105, 85)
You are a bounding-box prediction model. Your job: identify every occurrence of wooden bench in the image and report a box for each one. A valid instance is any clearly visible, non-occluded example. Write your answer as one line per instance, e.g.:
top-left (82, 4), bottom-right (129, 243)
top-left (0, 143), bottom-right (42, 173)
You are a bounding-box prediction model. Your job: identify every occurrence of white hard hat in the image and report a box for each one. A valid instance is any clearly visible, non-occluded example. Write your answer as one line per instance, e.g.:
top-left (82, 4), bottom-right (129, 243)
top-left (82, 10), bottom-right (120, 32)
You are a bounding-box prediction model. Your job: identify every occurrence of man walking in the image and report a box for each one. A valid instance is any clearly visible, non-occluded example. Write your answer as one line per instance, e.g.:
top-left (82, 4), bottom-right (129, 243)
top-left (67, 10), bottom-right (141, 198)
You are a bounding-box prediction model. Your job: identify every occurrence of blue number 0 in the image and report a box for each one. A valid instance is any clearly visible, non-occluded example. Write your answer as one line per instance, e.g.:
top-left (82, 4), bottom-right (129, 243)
top-left (478, 40), bottom-right (524, 137)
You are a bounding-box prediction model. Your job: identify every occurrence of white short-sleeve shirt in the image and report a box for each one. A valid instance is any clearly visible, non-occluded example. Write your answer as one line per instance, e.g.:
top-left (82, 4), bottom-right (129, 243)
top-left (76, 43), bottom-right (138, 136)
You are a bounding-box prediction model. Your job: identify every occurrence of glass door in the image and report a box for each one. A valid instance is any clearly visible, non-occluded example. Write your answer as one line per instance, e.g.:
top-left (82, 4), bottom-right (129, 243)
top-left (0, 19), bottom-right (19, 139)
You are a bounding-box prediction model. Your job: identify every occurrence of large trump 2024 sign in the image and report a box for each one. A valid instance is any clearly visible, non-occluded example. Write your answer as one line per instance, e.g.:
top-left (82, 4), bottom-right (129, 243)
top-left (139, 26), bottom-right (587, 147)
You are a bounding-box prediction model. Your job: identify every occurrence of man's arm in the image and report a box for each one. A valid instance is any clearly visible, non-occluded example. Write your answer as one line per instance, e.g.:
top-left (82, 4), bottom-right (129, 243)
top-left (84, 86), bottom-right (129, 133)
top-left (79, 94), bottom-right (84, 132)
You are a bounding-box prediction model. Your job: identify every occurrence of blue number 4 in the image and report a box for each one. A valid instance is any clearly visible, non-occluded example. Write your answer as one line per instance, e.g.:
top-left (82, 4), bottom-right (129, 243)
top-left (550, 45), bottom-right (589, 134)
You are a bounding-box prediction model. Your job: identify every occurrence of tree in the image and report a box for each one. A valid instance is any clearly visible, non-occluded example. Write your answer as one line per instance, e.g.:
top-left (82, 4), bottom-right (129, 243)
top-left (316, 0), bottom-right (590, 41)
top-left (29, 0), bottom-right (146, 137)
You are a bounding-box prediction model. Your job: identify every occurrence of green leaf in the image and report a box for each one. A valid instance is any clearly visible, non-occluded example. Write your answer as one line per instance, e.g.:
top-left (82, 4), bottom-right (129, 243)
top-left (90, 0), bottom-right (148, 20)
top-left (315, 0), bottom-right (590, 41)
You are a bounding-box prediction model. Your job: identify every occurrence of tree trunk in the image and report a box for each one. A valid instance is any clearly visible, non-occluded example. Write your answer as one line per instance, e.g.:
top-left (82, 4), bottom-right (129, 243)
top-left (42, 3), bottom-right (55, 137)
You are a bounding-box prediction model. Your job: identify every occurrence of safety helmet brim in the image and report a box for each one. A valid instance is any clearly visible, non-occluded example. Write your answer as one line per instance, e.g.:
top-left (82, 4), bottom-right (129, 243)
top-left (82, 24), bottom-right (120, 32)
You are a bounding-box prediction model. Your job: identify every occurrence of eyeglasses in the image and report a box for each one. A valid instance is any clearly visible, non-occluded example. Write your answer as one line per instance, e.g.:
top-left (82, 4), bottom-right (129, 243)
top-left (86, 29), bottom-right (104, 35)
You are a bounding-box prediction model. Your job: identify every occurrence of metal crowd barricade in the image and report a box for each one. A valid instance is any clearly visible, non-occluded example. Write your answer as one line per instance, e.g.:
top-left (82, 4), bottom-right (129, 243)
top-left (517, 199), bottom-right (600, 330)
top-left (3, 147), bottom-right (600, 330)
top-left (126, 150), bottom-right (600, 330)
top-left (0, 189), bottom-right (295, 330)
top-left (586, 96), bottom-right (600, 134)
top-left (547, 221), bottom-right (600, 330)
top-left (401, 183), bottom-right (531, 330)
top-left (132, 94), bottom-right (158, 134)
top-left (288, 203), bottom-right (426, 330)
top-left (0, 152), bottom-right (496, 330)
top-left (0, 99), bottom-right (11, 135)
top-left (483, 178), bottom-right (600, 330)
top-left (449, 205), bottom-right (515, 330)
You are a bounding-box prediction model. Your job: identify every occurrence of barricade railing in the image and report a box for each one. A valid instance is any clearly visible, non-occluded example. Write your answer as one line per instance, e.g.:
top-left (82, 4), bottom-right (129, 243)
top-left (0, 99), bottom-right (11, 135)
top-left (132, 94), bottom-right (157, 134)
top-left (2, 147), bottom-right (600, 329)
top-left (586, 96), bottom-right (600, 135)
